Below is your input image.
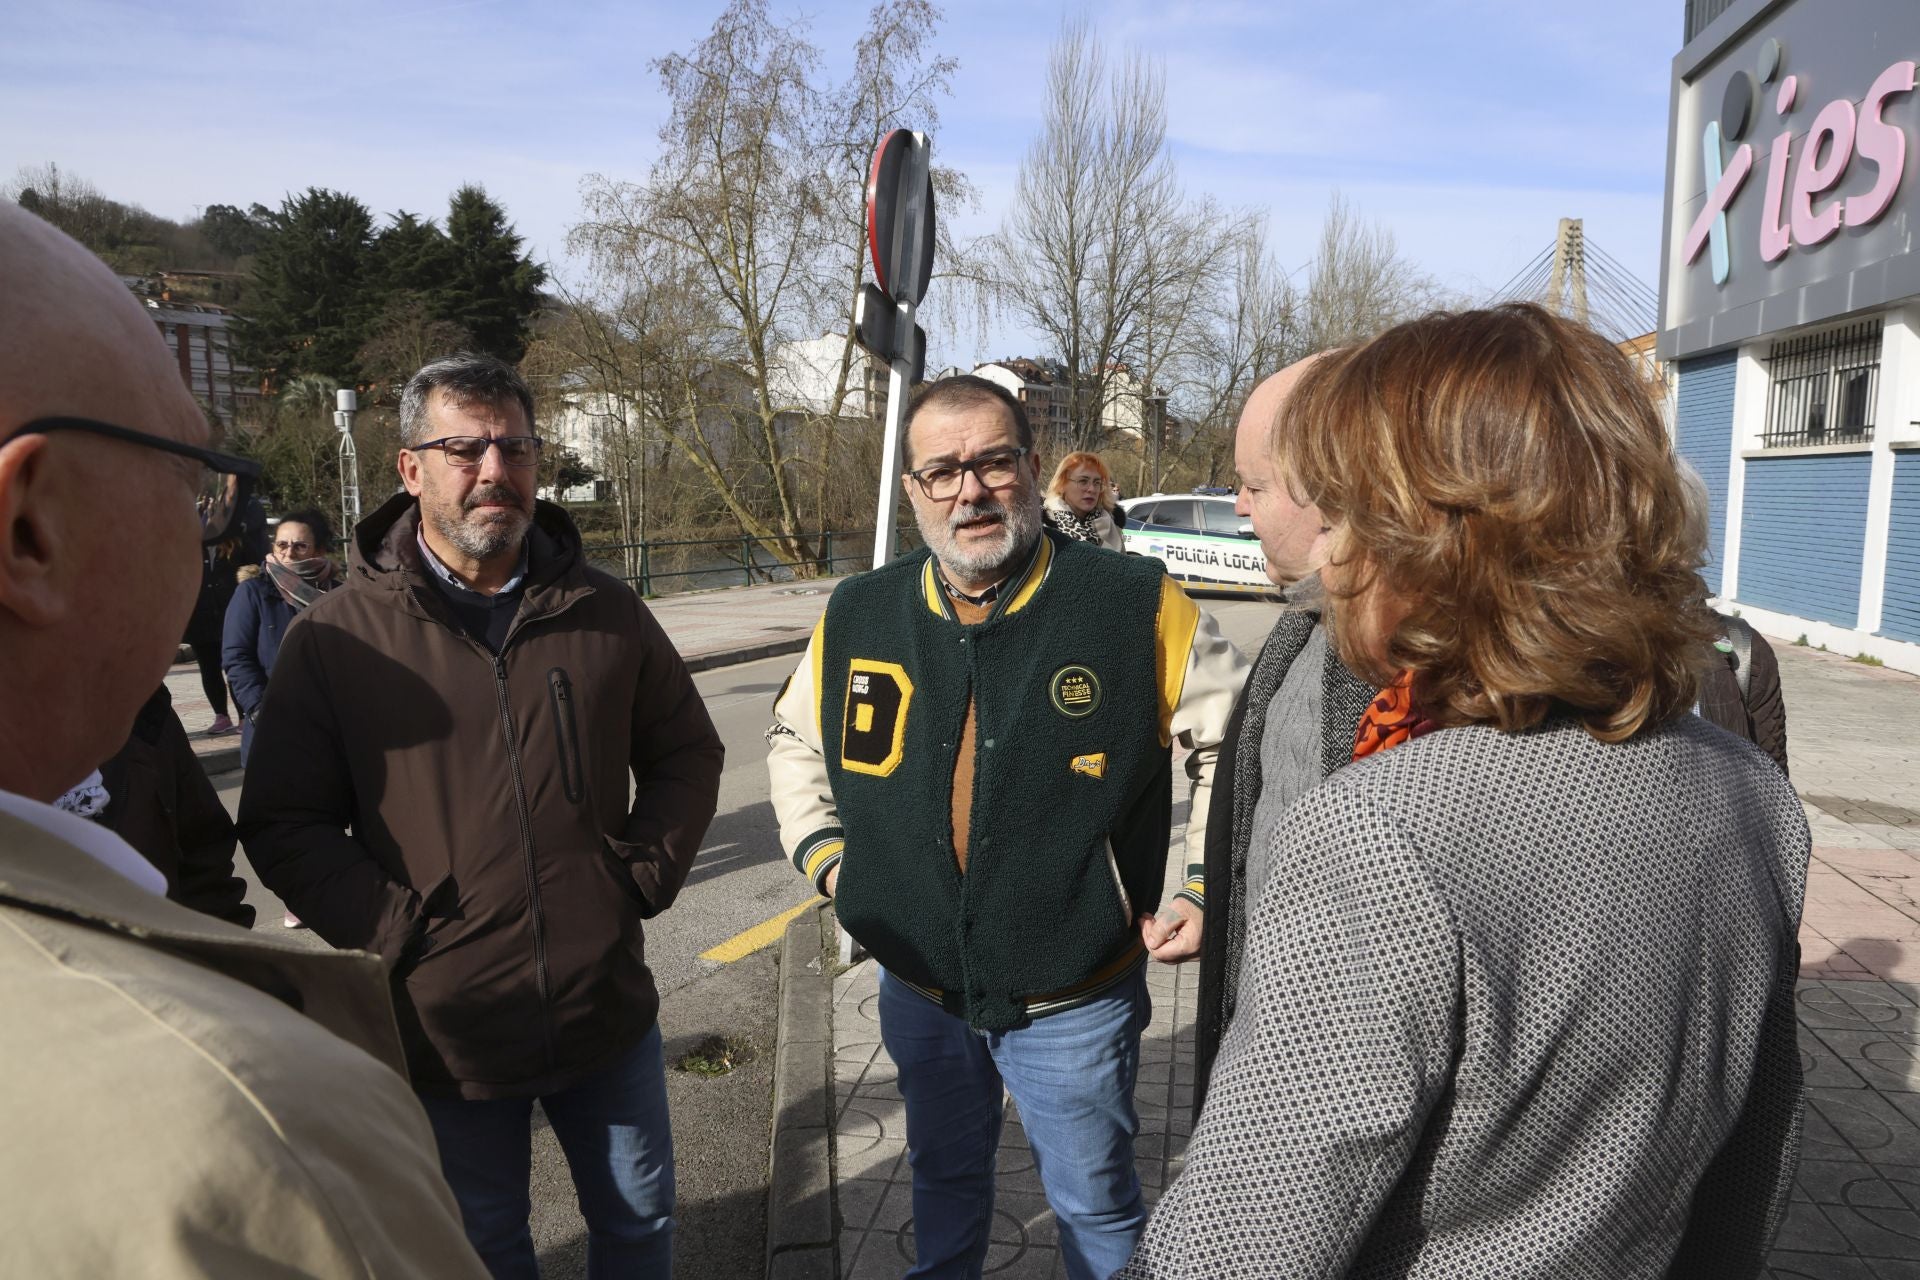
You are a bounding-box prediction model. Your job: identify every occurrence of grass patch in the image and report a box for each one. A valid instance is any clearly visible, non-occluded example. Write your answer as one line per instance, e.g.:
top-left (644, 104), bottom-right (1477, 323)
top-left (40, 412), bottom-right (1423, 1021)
top-left (1794, 634), bottom-right (1810, 647)
top-left (676, 1035), bottom-right (759, 1077)
top-left (1852, 653), bottom-right (1886, 667)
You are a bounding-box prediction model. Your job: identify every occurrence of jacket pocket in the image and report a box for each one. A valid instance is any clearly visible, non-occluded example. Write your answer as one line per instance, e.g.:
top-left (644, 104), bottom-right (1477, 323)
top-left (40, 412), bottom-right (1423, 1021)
top-left (548, 667), bottom-right (586, 805)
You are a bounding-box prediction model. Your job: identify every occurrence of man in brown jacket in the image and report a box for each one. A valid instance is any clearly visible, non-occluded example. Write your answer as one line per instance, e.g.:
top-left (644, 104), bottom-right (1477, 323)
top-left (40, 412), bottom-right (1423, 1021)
top-left (240, 352), bottom-right (724, 1278)
top-left (0, 202), bottom-right (484, 1275)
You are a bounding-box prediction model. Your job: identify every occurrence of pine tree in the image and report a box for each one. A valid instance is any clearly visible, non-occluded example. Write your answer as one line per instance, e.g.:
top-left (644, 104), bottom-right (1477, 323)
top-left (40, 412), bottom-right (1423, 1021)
top-left (235, 188), bottom-right (376, 387)
top-left (442, 185), bottom-right (547, 362)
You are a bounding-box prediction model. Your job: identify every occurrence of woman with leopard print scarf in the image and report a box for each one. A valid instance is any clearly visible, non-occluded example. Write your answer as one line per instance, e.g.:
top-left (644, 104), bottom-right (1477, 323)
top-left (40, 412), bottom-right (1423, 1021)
top-left (1041, 450), bottom-right (1124, 551)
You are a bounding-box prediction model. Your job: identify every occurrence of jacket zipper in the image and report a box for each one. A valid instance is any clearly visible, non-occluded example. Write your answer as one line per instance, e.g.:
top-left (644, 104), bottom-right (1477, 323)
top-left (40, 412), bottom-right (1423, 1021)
top-left (493, 651), bottom-right (557, 1070)
top-left (548, 668), bottom-right (586, 805)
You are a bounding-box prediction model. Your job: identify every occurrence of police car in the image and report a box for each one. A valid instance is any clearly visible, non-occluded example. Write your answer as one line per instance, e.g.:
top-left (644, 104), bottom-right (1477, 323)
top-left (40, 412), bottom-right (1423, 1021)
top-left (1120, 489), bottom-right (1273, 595)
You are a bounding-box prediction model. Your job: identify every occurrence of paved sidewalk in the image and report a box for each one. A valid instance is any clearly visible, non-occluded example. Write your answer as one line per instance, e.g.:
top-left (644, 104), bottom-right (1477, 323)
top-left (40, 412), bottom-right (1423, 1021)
top-left (813, 637), bottom-right (1920, 1279)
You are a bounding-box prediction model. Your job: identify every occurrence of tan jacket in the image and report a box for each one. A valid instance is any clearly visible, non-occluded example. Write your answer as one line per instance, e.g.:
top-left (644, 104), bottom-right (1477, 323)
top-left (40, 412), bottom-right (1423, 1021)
top-left (0, 810), bottom-right (486, 1279)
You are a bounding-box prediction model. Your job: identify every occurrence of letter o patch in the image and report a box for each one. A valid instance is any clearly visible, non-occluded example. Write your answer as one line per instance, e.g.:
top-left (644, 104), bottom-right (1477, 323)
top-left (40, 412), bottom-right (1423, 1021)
top-left (841, 659), bottom-right (914, 776)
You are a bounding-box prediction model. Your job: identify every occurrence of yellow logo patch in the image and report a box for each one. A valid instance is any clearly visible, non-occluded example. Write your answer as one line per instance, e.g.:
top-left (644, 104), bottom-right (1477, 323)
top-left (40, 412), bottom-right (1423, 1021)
top-left (1070, 752), bottom-right (1107, 779)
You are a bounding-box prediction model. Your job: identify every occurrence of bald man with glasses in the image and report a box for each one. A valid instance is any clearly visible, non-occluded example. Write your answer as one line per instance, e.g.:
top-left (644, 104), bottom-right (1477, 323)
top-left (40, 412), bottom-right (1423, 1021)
top-left (240, 352), bottom-right (724, 1278)
top-left (0, 202), bottom-right (485, 1276)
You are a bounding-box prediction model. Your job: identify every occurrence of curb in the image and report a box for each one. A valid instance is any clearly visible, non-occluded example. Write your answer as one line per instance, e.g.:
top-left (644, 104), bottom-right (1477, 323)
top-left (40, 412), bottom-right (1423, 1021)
top-left (766, 902), bottom-right (836, 1279)
top-left (197, 746), bottom-right (243, 778)
top-left (683, 635), bottom-right (812, 676)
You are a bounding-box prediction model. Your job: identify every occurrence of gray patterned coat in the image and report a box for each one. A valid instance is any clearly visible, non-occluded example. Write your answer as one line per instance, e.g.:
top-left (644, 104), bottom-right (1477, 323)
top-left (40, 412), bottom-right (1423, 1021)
top-left (1125, 715), bottom-right (1809, 1279)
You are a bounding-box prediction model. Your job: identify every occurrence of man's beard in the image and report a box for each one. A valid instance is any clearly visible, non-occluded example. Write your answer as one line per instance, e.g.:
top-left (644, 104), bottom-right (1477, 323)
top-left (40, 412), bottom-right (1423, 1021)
top-left (429, 482), bottom-right (533, 562)
top-left (916, 489), bottom-right (1042, 585)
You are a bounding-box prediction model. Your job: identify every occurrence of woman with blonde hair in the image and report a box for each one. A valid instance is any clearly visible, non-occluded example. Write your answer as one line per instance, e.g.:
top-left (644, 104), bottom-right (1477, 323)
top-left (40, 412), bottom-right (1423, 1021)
top-left (1043, 451), bottom-right (1125, 550)
top-left (1123, 303), bottom-right (1809, 1278)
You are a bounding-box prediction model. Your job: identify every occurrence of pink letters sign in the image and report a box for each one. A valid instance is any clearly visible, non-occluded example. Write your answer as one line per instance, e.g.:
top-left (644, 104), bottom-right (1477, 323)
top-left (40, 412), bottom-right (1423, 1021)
top-left (1683, 58), bottom-right (1917, 284)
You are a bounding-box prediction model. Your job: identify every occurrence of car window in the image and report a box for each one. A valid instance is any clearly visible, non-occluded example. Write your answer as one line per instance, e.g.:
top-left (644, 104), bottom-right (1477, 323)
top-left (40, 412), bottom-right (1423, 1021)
top-left (1200, 503), bottom-right (1247, 535)
top-left (1124, 501), bottom-right (1156, 527)
top-left (1144, 500), bottom-right (1197, 530)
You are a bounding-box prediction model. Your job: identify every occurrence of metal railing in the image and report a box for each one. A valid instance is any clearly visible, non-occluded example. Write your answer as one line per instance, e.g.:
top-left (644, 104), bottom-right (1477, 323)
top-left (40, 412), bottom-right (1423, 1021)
top-left (585, 530), bottom-right (886, 597)
top-left (1684, 0), bottom-right (1738, 43)
top-left (1762, 320), bottom-right (1883, 449)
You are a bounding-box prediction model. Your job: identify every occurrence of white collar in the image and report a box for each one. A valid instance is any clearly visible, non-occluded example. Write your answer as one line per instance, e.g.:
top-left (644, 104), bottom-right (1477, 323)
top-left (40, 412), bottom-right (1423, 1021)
top-left (0, 787), bottom-right (167, 895)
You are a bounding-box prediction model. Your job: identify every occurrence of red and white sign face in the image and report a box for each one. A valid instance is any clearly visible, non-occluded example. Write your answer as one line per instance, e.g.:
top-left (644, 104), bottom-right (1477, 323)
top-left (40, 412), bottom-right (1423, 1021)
top-left (865, 129), bottom-right (935, 306)
top-left (1683, 58), bottom-right (1916, 285)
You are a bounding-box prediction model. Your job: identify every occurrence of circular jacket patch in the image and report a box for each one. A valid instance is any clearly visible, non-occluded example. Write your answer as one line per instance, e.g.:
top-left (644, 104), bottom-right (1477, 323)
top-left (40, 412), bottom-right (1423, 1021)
top-left (1050, 665), bottom-right (1102, 718)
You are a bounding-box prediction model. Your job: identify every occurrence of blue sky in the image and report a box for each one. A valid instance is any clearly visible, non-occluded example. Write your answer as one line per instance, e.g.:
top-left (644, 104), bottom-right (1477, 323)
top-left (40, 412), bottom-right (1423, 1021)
top-left (2, 0), bottom-right (1680, 367)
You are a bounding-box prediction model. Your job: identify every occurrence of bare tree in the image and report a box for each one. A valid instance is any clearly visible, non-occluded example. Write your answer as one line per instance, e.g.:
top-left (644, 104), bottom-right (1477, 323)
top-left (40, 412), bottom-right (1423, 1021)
top-left (991, 20), bottom-right (1243, 457)
top-left (1298, 192), bottom-right (1440, 353)
top-left (567, 0), bottom-right (968, 570)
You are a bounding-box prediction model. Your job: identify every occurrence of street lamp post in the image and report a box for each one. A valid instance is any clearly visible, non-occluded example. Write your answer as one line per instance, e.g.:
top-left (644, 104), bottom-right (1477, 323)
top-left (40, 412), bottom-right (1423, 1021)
top-left (335, 388), bottom-right (361, 538)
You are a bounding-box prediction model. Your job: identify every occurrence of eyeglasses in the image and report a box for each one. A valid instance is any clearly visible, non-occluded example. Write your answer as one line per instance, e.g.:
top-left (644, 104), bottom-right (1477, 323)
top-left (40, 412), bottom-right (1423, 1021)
top-left (4, 416), bottom-right (261, 545)
top-left (410, 435), bottom-right (544, 468)
top-left (905, 447), bottom-right (1031, 501)
top-left (1067, 475), bottom-right (1105, 487)
top-left (274, 540), bottom-right (313, 554)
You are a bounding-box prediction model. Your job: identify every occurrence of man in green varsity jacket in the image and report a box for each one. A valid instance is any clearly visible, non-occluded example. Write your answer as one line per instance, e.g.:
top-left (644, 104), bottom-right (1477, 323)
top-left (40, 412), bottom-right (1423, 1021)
top-left (767, 376), bottom-right (1246, 1279)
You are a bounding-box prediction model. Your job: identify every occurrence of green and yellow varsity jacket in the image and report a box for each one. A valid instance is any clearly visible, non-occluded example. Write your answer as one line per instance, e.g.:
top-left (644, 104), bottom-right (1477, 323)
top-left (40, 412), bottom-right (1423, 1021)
top-left (767, 532), bottom-right (1246, 1031)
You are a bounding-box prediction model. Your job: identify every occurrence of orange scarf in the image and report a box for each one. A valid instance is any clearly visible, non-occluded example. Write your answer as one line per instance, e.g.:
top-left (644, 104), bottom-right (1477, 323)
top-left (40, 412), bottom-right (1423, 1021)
top-left (1352, 671), bottom-right (1439, 761)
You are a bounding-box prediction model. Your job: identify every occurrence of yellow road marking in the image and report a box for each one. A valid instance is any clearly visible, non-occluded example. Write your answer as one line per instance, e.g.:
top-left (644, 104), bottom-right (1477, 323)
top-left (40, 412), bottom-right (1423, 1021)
top-left (700, 897), bottom-right (826, 964)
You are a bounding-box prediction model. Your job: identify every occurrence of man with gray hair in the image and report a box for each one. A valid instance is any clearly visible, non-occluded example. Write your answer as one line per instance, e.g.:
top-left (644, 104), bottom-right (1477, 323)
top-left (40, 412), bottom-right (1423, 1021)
top-left (241, 352), bottom-right (725, 1277)
top-left (766, 375), bottom-right (1246, 1277)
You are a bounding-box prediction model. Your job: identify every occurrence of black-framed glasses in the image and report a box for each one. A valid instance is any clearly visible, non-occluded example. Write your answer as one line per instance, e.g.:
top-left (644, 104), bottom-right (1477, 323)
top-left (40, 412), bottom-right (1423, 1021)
top-left (5, 416), bottom-right (261, 545)
top-left (905, 446), bottom-right (1031, 501)
top-left (409, 435), bottom-right (544, 469)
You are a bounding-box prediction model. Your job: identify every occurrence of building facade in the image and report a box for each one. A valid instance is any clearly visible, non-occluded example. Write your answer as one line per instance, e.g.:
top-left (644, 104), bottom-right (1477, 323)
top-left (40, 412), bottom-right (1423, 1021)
top-left (1659, 0), bottom-right (1920, 673)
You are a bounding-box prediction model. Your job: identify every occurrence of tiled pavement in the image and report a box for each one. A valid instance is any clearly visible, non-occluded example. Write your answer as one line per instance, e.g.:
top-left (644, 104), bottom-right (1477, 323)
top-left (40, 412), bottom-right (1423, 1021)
top-left (820, 637), bottom-right (1920, 1278)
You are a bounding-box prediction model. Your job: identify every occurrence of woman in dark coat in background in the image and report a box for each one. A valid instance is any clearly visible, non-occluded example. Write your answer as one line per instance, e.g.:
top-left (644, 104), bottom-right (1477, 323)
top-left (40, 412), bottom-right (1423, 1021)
top-left (222, 509), bottom-right (338, 767)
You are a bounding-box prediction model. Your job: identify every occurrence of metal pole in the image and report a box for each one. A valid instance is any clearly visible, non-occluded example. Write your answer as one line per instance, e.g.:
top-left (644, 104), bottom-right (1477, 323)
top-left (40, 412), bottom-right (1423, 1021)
top-left (335, 388), bottom-right (361, 539)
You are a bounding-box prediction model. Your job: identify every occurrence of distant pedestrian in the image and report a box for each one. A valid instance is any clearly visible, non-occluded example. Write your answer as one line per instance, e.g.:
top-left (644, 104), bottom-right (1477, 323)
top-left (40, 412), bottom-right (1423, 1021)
top-left (222, 507), bottom-right (337, 767)
top-left (1042, 450), bottom-right (1125, 550)
top-left (0, 197), bottom-right (483, 1278)
top-left (186, 479), bottom-right (266, 737)
top-left (1698, 613), bottom-right (1788, 773)
top-left (1675, 464), bottom-right (1790, 774)
top-left (1123, 303), bottom-right (1809, 1278)
top-left (240, 352), bottom-right (725, 1279)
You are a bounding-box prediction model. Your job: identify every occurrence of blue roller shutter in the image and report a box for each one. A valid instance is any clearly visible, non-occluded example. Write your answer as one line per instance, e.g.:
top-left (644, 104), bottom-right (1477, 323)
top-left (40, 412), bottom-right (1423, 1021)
top-left (1883, 454), bottom-right (1920, 644)
top-left (1673, 352), bottom-right (1738, 595)
top-left (1738, 454), bottom-right (1871, 628)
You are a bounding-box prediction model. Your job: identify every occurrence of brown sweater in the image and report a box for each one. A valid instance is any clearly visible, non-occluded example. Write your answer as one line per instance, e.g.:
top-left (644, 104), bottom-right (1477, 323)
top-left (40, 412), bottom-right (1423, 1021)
top-left (948, 595), bottom-right (991, 871)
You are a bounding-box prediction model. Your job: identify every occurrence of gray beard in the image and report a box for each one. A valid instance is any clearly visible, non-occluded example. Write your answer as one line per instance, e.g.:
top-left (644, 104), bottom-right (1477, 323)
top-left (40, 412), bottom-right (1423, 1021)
top-left (429, 494), bottom-right (532, 563)
top-left (918, 491), bottom-right (1042, 586)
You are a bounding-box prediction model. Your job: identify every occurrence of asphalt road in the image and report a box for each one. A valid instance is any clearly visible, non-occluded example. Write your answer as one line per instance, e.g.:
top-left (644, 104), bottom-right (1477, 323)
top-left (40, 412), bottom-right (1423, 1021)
top-left (208, 590), bottom-right (1281, 1276)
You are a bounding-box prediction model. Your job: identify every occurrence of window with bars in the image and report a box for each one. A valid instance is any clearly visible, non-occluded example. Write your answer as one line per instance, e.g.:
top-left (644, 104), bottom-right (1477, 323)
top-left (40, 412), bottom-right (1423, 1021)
top-left (1761, 320), bottom-right (1882, 449)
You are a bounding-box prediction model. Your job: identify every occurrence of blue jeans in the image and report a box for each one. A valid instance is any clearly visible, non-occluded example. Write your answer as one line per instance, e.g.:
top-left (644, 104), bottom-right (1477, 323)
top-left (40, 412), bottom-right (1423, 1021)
top-left (878, 967), bottom-right (1150, 1280)
top-left (417, 1024), bottom-right (675, 1280)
